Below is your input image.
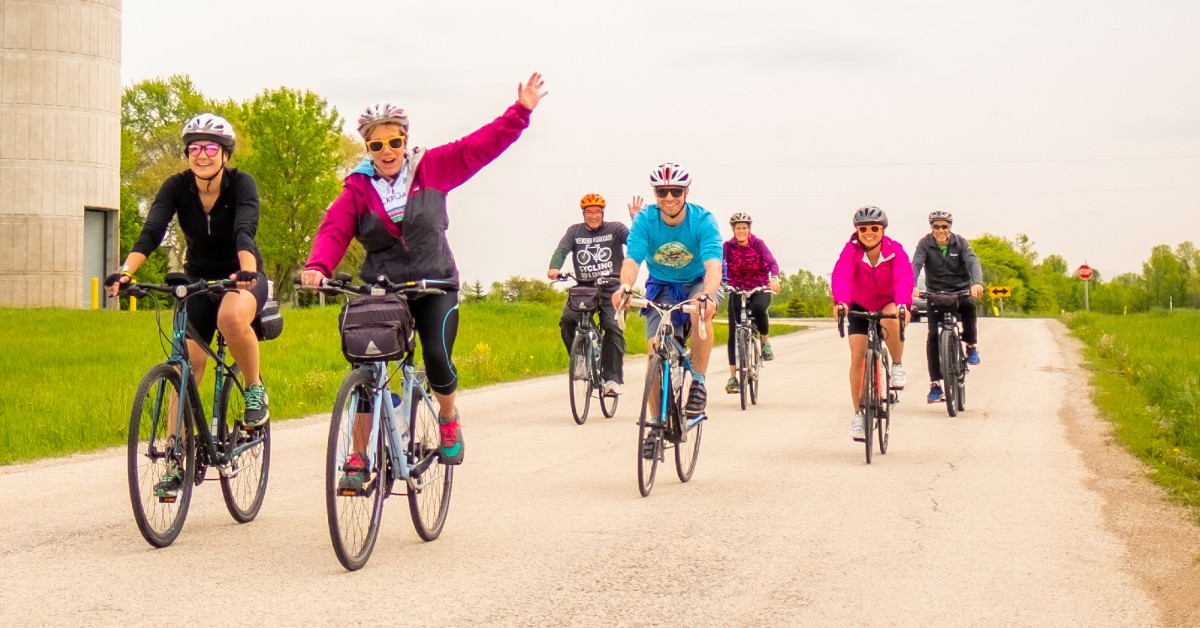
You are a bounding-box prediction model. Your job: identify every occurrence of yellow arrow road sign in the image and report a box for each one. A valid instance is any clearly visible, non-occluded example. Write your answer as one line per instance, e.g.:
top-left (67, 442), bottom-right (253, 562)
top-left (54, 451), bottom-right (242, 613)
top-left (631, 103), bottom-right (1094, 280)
top-left (989, 286), bottom-right (1011, 298)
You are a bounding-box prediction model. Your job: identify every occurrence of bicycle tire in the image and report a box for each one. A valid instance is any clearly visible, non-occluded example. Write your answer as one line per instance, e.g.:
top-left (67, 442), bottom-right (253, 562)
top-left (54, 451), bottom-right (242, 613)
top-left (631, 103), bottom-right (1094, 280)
top-left (637, 355), bottom-right (665, 497)
top-left (674, 366), bottom-right (702, 482)
top-left (940, 329), bottom-right (959, 417)
top-left (217, 366), bottom-right (271, 523)
top-left (863, 349), bottom-right (877, 464)
top-left (749, 334), bottom-right (761, 406)
top-left (568, 334), bottom-right (592, 425)
top-left (326, 367), bottom-right (387, 571)
top-left (957, 362), bottom-right (967, 412)
top-left (127, 363), bottom-right (197, 548)
top-left (736, 328), bottom-right (750, 411)
top-left (407, 374), bottom-right (454, 541)
top-left (878, 352), bottom-right (890, 455)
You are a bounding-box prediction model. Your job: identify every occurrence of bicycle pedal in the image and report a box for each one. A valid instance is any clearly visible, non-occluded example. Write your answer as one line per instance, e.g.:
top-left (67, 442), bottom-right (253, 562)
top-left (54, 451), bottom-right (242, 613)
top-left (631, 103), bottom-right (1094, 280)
top-left (157, 495), bottom-right (178, 504)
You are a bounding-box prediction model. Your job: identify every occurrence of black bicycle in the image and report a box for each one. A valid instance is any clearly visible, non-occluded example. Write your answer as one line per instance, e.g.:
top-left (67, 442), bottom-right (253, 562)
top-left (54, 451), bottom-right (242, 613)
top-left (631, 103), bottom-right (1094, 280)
top-left (728, 286), bottom-right (772, 410)
top-left (557, 274), bottom-right (619, 424)
top-left (838, 307), bottom-right (906, 464)
top-left (118, 274), bottom-right (274, 547)
top-left (923, 290), bottom-right (971, 417)
top-left (299, 274), bottom-right (456, 571)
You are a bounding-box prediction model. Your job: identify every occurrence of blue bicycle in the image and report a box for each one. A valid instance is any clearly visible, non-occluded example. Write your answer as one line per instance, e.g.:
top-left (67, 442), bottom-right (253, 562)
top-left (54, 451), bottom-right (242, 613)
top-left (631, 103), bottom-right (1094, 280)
top-left (301, 274), bottom-right (457, 571)
top-left (620, 295), bottom-right (708, 497)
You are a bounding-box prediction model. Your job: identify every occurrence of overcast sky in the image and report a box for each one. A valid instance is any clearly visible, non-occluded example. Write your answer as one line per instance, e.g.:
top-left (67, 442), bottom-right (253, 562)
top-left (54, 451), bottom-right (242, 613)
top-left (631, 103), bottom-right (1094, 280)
top-left (122, 0), bottom-right (1200, 286)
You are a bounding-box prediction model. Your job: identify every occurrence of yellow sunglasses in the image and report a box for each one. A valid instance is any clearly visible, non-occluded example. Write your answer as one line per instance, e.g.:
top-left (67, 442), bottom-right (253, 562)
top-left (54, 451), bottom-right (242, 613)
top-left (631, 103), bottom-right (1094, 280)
top-left (366, 136), bottom-right (406, 152)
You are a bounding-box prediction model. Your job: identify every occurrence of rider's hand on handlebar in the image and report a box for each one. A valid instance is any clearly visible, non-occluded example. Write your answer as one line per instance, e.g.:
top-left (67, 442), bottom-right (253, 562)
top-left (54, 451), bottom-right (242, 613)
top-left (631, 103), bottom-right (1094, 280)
top-left (769, 278), bottom-right (781, 294)
top-left (104, 271), bottom-right (130, 297)
top-left (547, 269), bottom-right (560, 280)
top-left (970, 283), bottom-right (984, 299)
top-left (300, 269), bottom-right (327, 287)
top-left (834, 303), bottom-right (847, 319)
top-left (912, 287), bottom-right (921, 299)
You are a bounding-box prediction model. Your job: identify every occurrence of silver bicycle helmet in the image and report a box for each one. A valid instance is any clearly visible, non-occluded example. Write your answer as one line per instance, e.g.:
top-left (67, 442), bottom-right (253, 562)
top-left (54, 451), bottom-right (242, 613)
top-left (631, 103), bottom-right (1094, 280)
top-left (181, 113), bottom-right (236, 153)
top-left (729, 212), bottom-right (753, 226)
top-left (928, 209), bottom-right (953, 224)
top-left (853, 205), bottom-right (888, 227)
top-left (357, 102), bottom-right (409, 139)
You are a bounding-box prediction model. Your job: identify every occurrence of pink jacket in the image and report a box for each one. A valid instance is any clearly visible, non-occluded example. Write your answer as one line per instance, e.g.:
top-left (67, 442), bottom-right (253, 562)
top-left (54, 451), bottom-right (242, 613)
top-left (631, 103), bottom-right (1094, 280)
top-left (831, 233), bottom-right (914, 311)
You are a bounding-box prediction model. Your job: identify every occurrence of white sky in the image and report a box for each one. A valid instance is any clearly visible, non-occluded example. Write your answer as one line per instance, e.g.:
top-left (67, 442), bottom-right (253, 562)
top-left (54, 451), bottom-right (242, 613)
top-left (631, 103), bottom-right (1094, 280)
top-left (121, 0), bottom-right (1200, 285)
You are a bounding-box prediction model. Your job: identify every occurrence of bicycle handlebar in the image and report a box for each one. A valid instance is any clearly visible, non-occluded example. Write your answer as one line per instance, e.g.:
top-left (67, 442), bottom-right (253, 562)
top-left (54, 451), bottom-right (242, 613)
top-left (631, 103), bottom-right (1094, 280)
top-left (837, 307), bottom-right (907, 342)
top-left (552, 273), bottom-right (618, 287)
top-left (114, 275), bottom-right (239, 301)
top-left (294, 274), bottom-right (454, 298)
top-left (626, 296), bottom-right (708, 341)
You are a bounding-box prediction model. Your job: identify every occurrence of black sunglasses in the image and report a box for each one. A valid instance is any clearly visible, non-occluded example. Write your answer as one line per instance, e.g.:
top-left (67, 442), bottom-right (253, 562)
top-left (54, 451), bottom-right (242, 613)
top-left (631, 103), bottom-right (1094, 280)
top-left (655, 188), bottom-right (685, 198)
top-left (856, 225), bottom-right (881, 233)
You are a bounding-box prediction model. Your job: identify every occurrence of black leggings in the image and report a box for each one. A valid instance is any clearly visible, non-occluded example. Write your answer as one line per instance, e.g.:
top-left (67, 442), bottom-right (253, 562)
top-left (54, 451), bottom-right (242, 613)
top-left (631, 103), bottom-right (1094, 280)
top-left (925, 297), bottom-right (977, 381)
top-left (726, 290), bottom-right (772, 365)
top-left (410, 290), bottom-right (460, 395)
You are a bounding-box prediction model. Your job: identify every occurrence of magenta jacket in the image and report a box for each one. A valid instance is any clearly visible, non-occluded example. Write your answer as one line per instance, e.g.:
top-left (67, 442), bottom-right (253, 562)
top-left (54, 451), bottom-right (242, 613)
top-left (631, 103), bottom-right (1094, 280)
top-left (831, 232), bottom-right (914, 311)
top-left (305, 102), bottom-right (532, 286)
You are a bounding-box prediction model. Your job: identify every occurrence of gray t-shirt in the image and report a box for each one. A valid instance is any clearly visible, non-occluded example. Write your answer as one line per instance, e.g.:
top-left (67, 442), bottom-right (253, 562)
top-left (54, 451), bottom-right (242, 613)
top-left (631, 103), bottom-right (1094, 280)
top-left (549, 222), bottom-right (629, 283)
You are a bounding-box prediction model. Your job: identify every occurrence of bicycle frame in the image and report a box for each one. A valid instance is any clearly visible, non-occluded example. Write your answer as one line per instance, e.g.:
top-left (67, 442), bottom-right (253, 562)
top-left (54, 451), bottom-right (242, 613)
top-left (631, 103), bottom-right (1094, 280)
top-left (637, 297), bottom-right (707, 433)
top-left (355, 359), bottom-right (442, 491)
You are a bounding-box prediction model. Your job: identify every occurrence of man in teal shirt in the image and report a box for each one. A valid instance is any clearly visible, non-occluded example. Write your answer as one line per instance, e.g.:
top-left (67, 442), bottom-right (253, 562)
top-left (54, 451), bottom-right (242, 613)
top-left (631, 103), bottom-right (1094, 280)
top-left (614, 162), bottom-right (723, 417)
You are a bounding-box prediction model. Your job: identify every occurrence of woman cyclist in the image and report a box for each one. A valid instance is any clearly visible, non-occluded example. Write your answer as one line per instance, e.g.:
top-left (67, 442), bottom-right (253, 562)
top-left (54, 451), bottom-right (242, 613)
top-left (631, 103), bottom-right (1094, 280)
top-left (722, 212), bottom-right (781, 394)
top-left (301, 73), bottom-right (547, 484)
top-left (105, 113), bottom-right (269, 494)
top-left (831, 205), bottom-right (913, 441)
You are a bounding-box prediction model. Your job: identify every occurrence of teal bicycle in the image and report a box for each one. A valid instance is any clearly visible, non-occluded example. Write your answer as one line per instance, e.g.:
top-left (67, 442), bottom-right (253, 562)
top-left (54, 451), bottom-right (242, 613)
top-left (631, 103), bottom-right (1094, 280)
top-left (300, 274), bottom-right (456, 571)
top-left (119, 273), bottom-right (272, 548)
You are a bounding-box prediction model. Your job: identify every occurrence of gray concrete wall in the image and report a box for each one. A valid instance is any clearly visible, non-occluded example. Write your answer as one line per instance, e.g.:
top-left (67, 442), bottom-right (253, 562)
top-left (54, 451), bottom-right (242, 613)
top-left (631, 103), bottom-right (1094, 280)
top-left (0, 0), bottom-right (121, 307)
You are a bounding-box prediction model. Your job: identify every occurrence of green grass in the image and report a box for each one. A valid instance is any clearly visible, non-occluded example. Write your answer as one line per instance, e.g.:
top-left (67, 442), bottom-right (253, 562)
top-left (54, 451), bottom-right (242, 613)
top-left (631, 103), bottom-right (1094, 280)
top-left (1068, 309), bottom-right (1200, 520)
top-left (0, 303), bottom-right (799, 465)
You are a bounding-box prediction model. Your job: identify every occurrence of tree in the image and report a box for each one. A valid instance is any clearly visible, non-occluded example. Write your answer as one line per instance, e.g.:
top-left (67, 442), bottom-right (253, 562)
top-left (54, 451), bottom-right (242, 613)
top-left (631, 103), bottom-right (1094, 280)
top-left (971, 234), bottom-right (1038, 313)
top-left (770, 269), bottom-right (832, 318)
top-left (236, 88), bottom-right (345, 300)
top-left (1142, 244), bottom-right (1187, 308)
top-left (464, 279), bottom-right (487, 302)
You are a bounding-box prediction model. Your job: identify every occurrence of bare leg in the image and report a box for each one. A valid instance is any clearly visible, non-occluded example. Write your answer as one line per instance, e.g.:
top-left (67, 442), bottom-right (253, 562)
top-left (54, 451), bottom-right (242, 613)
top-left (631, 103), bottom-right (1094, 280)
top-left (880, 303), bottom-right (905, 364)
top-left (217, 290), bottom-right (261, 385)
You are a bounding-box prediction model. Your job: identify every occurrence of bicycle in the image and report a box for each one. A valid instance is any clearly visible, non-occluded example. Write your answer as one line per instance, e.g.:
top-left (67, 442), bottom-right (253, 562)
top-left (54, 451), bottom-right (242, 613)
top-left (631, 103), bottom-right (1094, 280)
top-left (118, 273), bottom-right (273, 548)
top-left (837, 307), bottom-right (906, 464)
top-left (922, 290), bottom-right (972, 417)
top-left (728, 286), bottom-right (773, 410)
top-left (299, 274), bottom-right (457, 571)
top-left (619, 294), bottom-right (708, 497)
top-left (556, 273), bottom-right (619, 424)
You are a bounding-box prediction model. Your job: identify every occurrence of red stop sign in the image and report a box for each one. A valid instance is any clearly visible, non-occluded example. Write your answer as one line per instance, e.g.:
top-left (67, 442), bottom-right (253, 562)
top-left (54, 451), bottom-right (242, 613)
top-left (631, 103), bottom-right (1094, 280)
top-left (1077, 264), bottom-right (1093, 280)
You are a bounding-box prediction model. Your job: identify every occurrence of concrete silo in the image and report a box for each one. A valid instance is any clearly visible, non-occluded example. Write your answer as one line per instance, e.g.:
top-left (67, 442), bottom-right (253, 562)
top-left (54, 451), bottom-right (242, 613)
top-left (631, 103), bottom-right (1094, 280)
top-left (0, 0), bottom-right (121, 308)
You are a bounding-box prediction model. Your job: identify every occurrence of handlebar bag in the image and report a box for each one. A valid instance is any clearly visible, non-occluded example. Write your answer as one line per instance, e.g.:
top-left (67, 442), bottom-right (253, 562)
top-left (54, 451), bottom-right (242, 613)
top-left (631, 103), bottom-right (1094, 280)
top-left (339, 294), bottom-right (414, 363)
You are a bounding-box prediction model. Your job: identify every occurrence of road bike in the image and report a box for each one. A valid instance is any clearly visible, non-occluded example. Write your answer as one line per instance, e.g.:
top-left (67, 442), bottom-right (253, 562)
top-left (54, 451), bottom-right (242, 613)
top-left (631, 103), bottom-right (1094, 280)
top-left (300, 274), bottom-right (457, 571)
top-left (728, 286), bottom-right (772, 410)
top-left (838, 307), bottom-right (906, 464)
top-left (119, 274), bottom-right (273, 547)
top-left (619, 295), bottom-right (707, 497)
top-left (556, 273), bottom-right (618, 424)
top-left (923, 290), bottom-right (972, 417)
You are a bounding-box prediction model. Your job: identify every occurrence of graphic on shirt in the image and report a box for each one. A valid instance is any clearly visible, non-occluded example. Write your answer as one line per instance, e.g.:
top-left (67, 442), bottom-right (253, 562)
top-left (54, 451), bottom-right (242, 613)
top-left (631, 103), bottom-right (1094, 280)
top-left (575, 244), bottom-right (611, 266)
top-left (653, 241), bottom-right (694, 268)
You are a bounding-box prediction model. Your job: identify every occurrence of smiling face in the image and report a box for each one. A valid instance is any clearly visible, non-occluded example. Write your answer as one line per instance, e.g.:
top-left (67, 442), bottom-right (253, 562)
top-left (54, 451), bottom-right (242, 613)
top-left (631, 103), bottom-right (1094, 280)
top-left (931, 221), bottom-right (952, 245)
top-left (365, 122), bottom-right (407, 179)
top-left (733, 222), bottom-right (751, 244)
top-left (187, 141), bottom-right (226, 178)
top-left (582, 206), bottom-right (604, 230)
top-left (654, 186), bottom-right (687, 218)
top-left (856, 223), bottom-right (884, 248)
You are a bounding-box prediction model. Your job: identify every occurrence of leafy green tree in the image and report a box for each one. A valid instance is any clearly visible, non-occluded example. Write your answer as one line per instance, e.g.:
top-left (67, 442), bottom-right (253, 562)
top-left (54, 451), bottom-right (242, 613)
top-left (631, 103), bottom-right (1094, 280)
top-left (1091, 273), bottom-right (1147, 314)
top-left (770, 269), bottom-right (832, 318)
top-left (971, 234), bottom-right (1039, 313)
top-left (465, 280), bottom-right (487, 302)
top-left (490, 276), bottom-right (561, 305)
top-left (236, 88), bottom-right (345, 299)
top-left (1142, 244), bottom-right (1187, 309)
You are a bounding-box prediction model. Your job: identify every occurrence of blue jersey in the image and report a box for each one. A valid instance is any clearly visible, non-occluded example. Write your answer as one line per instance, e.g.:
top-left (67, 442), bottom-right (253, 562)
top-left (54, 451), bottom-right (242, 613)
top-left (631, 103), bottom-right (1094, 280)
top-left (627, 202), bottom-right (723, 284)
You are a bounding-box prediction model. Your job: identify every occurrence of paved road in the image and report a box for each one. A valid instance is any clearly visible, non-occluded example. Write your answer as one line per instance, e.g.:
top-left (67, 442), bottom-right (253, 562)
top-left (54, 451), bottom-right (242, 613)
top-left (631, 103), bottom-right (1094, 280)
top-left (1, 318), bottom-right (1195, 626)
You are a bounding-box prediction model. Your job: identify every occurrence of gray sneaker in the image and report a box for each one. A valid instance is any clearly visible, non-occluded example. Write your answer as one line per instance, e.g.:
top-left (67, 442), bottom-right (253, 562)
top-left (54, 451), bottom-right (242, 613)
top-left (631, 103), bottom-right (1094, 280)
top-left (243, 383), bottom-right (269, 428)
top-left (572, 356), bottom-right (587, 379)
top-left (603, 380), bottom-right (622, 396)
top-left (850, 412), bottom-right (866, 442)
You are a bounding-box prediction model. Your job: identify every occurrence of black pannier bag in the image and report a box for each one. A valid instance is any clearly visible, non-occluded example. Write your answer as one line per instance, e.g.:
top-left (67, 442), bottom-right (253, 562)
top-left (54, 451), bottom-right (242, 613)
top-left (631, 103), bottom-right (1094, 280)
top-left (339, 294), bottom-right (415, 363)
top-left (929, 293), bottom-right (962, 310)
top-left (567, 285), bottom-right (601, 313)
top-left (253, 300), bottom-right (284, 341)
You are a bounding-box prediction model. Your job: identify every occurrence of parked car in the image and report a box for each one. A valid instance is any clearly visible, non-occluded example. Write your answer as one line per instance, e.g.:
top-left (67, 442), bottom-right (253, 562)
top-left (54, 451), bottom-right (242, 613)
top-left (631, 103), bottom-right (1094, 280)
top-left (911, 276), bottom-right (928, 323)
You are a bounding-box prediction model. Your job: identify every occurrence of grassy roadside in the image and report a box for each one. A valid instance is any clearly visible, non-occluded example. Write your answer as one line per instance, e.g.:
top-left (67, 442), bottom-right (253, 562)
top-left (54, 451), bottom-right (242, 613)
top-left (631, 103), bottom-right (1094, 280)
top-left (1067, 309), bottom-right (1200, 521)
top-left (0, 303), bottom-right (801, 465)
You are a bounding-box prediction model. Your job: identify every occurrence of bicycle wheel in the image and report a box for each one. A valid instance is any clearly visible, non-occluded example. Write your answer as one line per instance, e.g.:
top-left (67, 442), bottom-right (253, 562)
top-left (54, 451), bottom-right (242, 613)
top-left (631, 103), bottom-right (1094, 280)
top-left (749, 335), bottom-right (762, 406)
top-left (407, 375), bottom-right (454, 541)
top-left (127, 363), bottom-right (197, 548)
top-left (674, 367), bottom-right (703, 482)
top-left (736, 328), bottom-right (750, 411)
top-left (957, 361), bottom-right (967, 412)
top-left (877, 354), bottom-right (890, 455)
top-left (863, 350), bottom-right (877, 464)
top-left (568, 334), bottom-right (592, 425)
top-left (217, 366), bottom-right (271, 523)
top-left (326, 367), bottom-right (387, 571)
top-left (637, 355), bottom-right (666, 497)
top-left (940, 329), bottom-right (959, 417)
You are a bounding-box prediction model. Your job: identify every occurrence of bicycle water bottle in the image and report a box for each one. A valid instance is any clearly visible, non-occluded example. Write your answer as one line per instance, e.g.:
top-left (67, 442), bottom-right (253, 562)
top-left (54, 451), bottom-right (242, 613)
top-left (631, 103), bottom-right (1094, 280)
top-left (671, 361), bottom-right (683, 392)
top-left (391, 391), bottom-right (409, 443)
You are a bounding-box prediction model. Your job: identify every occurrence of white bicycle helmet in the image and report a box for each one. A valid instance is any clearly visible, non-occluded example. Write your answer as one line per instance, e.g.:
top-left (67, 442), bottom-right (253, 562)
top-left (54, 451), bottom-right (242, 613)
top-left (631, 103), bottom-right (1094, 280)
top-left (181, 113), bottom-right (236, 153)
top-left (729, 212), bottom-right (753, 226)
top-left (357, 102), bottom-right (409, 138)
top-left (928, 209), bottom-right (953, 224)
top-left (853, 205), bottom-right (888, 227)
top-left (649, 162), bottom-right (692, 188)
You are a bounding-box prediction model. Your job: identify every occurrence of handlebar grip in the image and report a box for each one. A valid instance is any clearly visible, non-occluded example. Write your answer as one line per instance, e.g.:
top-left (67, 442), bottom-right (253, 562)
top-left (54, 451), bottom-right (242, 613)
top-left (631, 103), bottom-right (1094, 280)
top-left (696, 300), bottom-right (708, 341)
top-left (628, 297), bottom-right (649, 309)
top-left (837, 309), bottom-right (846, 338)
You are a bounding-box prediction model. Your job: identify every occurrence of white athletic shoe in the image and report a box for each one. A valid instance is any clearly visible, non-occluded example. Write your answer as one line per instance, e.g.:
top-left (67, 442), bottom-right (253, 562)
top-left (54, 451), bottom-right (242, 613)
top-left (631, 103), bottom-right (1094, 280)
top-left (850, 412), bottom-right (866, 441)
top-left (890, 363), bottom-right (907, 389)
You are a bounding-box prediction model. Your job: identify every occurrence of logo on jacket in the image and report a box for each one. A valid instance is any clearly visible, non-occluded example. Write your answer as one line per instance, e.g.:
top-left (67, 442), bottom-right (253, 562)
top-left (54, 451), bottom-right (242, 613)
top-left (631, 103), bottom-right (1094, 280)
top-left (654, 241), bottom-right (694, 268)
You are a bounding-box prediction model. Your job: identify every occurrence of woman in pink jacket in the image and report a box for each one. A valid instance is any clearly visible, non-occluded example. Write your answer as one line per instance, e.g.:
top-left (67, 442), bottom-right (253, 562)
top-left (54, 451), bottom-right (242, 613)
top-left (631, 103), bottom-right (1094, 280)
top-left (831, 205), bottom-right (914, 441)
top-left (301, 73), bottom-right (547, 479)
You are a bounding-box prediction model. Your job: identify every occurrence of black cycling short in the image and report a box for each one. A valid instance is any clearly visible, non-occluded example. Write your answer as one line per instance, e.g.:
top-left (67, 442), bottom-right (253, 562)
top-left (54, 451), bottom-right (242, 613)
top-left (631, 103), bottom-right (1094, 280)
top-left (185, 271), bottom-right (268, 345)
top-left (846, 302), bottom-right (872, 336)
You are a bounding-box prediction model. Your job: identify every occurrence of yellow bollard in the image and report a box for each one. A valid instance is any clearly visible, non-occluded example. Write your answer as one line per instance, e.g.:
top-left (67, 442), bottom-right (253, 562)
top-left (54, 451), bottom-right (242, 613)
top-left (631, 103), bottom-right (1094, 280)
top-left (130, 295), bottom-right (137, 312)
top-left (91, 277), bottom-right (99, 310)
top-left (992, 305), bottom-right (999, 317)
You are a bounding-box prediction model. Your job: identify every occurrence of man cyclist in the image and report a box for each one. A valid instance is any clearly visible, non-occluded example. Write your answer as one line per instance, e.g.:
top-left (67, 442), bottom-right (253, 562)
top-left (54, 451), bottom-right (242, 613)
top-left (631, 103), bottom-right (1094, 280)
top-left (614, 162), bottom-right (723, 417)
top-left (911, 209), bottom-right (983, 404)
top-left (548, 193), bottom-right (629, 396)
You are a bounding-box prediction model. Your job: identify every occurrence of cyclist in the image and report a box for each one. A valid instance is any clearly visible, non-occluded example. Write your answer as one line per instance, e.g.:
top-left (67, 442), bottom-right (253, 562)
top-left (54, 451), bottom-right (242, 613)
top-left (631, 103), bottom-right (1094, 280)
top-left (105, 113), bottom-right (269, 495)
top-left (723, 212), bottom-right (781, 394)
top-left (547, 193), bottom-right (629, 396)
top-left (911, 209), bottom-right (984, 403)
top-left (614, 162), bottom-right (723, 417)
top-left (831, 205), bottom-right (913, 441)
top-left (301, 72), bottom-right (547, 481)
